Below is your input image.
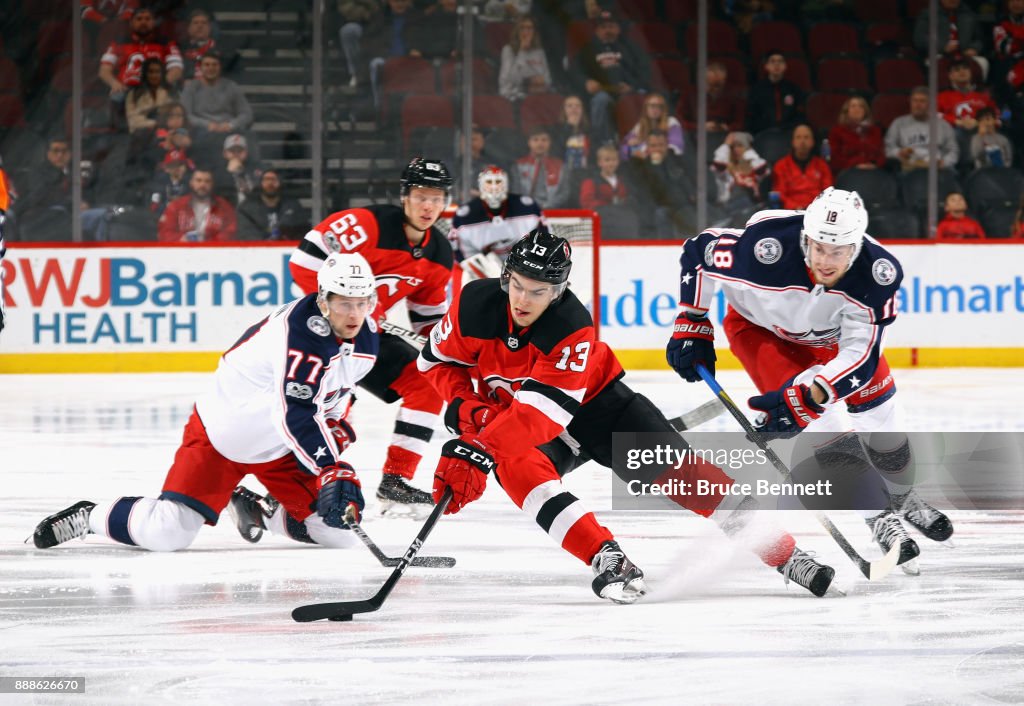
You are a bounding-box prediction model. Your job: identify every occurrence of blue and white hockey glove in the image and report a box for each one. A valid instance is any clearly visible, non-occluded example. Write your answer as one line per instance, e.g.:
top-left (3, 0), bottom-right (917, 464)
top-left (317, 462), bottom-right (364, 527)
top-left (748, 384), bottom-right (825, 438)
top-left (666, 310), bottom-right (716, 382)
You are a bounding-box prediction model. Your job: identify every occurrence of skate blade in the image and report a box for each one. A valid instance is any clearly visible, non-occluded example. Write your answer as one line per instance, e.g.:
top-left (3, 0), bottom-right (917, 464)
top-left (825, 582), bottom-right (847, 597)
top-left (900, 558), bottom-right (921, 576)
top-left (377, 499), bottom-right (431, 521)
top-left (600, 578), bottom-right (648, 605)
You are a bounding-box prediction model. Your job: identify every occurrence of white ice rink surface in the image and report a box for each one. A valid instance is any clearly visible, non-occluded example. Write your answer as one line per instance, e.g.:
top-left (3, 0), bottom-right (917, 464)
top-left (1, 369), bottom-right (1022, 705)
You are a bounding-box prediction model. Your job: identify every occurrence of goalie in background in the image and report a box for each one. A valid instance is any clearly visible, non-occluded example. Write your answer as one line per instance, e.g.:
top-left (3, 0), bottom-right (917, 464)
top-left (448, 165), bottom-right (542, 294)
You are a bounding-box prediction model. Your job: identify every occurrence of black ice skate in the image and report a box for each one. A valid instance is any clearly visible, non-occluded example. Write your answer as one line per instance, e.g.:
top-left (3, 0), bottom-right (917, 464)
top-left (30, 501), bottom-right (96, 548)
top-left (776, 547), bottom-right (835, 597)
top-left (867, 511), bottom-right (920, 575)
top-left (228, 487), bottom-right (280, 543)
top-left (891, 490), bottom-right (954, 542)
top-left (376, 473), bottom-right (433, 518)
top-left (591, 540), bottom-right (647, 604)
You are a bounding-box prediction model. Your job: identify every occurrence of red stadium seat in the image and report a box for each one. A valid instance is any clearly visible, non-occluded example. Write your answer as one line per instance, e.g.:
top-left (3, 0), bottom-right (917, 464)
top-left (665, 0), bottom-right (698, 23)
top-left (864, 21), bottom-right (912, 49)
top-left (816, 57), bottom-right (871, 93)
top-left (483, 22), bottom-right (513, 59)
top-left (750, 21), bottom-right (803, 62)
top-left (37, 21), bottom-right (72, 62)
top-left (614, 0), bottom-right (657, 22)
top-left (783, 55), bottom-right (813, 92)
top-left (684, 21), bottom-right (739, 58)
top-left (566, 20), bottom-right (595, 61)
top-left (905, 0), bottom-right (929, 18)
top-left (874, 58), bottom-right (925, 94)
top-left (381, 57), bottom-right (437, 95)
top-left (871, 92), bottom-right (909, 130)
top-left (0, 95), bottom-right (26, 129)
top-left (520, 93), bottom-right (565, 134)
top-left (0, 58), bottom-right (22, 94)
top-left (401, 95), bottom-right (453, 150)
top-left (472, 95), bottom-right (516, 131)
top-left (614, 93), bottom-right (647, 138)
top-left (854, 0), bottom-right (900, 22)
top-left (807, 22), bottom-right (860, 61)
top-left (805, 92), bottom-right (850, 132)
top-left (440, 59), bottom-right (496, 94)
top-left (627, 23), bottom-right (680, 57)
top-left (651, 57), bottom-right (691, 95)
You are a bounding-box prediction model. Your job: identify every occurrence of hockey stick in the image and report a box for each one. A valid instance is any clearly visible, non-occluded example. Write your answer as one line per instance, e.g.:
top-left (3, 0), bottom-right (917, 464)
top-left (292, 487), bottom-right (454, 622)
top-left (667, 398), bottom-right (726, 432)
top-left (379, 320), bottom-right (428, 348)
top-left (344, 506), bottom-right (456, 569)
top-left (695, 365), bottom-right (900, 581)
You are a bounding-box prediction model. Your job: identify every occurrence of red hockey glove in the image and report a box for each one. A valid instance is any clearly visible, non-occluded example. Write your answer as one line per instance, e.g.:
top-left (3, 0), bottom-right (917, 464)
top-left (433, 436), bottom-right (495, 515)
top-left (666, 310), bottom-right (716, 382)
top-left (326, 417), bottom-right (357, 453)
top-left (444, 397), bottom-right (500, 436)
top-left (317, 462), bottom-right (364, 527)
top-left (748, 384), bottom-right (825, 438)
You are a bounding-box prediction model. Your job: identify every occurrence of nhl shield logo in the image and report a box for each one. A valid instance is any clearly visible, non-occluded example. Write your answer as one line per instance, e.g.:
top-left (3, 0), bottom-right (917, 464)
top-left (308, 316), bottom-right (331, 337)
top-left (872, 258), bottom-right (897, 285)
top-left (507, 336), bottom-right (519, 350)
top-left (754, 237), bottom-right (783, 264)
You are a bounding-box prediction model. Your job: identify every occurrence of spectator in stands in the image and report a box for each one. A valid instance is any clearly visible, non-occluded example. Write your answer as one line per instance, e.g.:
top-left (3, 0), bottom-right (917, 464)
top-left (679, 61), bottom-right (744, 135)
top-left (213, 134), bottom-right (263, 206)
top-left (498, 16), bottom-right (553, 102)
top-left (82, 0), bottom-right (137, 24)
top-left (627, 131), bottom-right (696, 237)
top-left (827, 95), bottom-right (885, 173)
top-left (456, 126), bottom-right (505, 195)
top-left (337, 0), bottom-right (382, 88)
top-left (885, 87), bottom-right (960, 171)
top-left (181, 51), bottom-right (254, 165)
top-left (580, 144), bottom-right (629, 209)
top-left (724, 0), bottom-right (774, 35)
top-left (14, 138), bottom-right (110, 241)
top-left (126, 58), bottom-right (178, 135)
top-left (236, 169), bottom-right (308, 240)
top-left (620, 92), bottom-right (684, 160)
top-left (551, 94), bottom-right (592, 171)
top-left (971, 107), bottom-right (1014, 167)
top-left (482, 0), bottom-right (532, 21)
top-left (711, 131), bottom-right (768, 226)
top-left (181, 9), bottom-right (236, 81)
top-left (99, 7), bottom-right (183, 102)
top-left (157, 168), bottom-right (237, 242)
top-left (771, 124), bottom-right (832, 210)
top-left (407, 0), bottom-right (466, 59)
top-left (939, 59), bottom-right (1000, 132)
top-left (935, 192), bottom-right (986, 239)
top-left (364, 0), bottom-right (420, 107)
top-left (746, 51), bottom-right (806, 135)
top-left (148, 149), bottom-right (193, 216)
top-left (570, 10), bottom-right (651, 145)
top-left (511, 126), bottom-right (569, 208)
top-left (914, 0), bottom-right (988, 79)
top-left (993, 0), bottom-right (1024, 102)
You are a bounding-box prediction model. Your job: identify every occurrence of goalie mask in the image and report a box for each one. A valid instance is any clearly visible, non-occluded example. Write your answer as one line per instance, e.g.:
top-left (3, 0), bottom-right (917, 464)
top-left (478, 165), bottom-right (508, 209)
top-left (501, 227), bottom-right (572, 301)
top-left (801, 187), bottom-right (868, 271)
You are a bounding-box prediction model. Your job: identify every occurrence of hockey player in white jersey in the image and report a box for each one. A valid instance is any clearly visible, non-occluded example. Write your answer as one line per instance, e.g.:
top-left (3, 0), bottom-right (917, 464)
top-left (449, 165), bottom-right (542, 287)
top-left (666, 187), bottom-right (953, 571)
top-left (31, 253), bottom-right (381, 552)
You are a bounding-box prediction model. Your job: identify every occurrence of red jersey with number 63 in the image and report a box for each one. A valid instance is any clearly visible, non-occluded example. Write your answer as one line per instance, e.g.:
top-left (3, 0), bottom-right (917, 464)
top-left (417, 278), bottom-right (623, 455)
top-left (290, 204), bottom-right (453, 334)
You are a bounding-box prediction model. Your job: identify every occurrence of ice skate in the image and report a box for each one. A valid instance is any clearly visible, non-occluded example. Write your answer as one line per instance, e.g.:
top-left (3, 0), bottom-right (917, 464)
top-left (867, 511), bottom-right (920, 575)
top-left (375, 473), bottom-right (433, 519)
top-left (30, 501), bottom-right (96, 548)
top-left (891, 489), bottom-right (953, 542)
top-left (228, 487), bottom-right (280, 543)
top-left (776, 547), bottom-right (836, 597)
top-left (591, 540), bottom-right (647, 604)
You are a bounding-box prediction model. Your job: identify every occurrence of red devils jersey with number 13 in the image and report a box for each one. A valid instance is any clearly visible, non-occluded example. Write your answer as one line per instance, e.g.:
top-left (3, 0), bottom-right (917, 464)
top-left (290, 204), bottom-right (453, 334)
top-left (417, 278), bottom-right (623, 455)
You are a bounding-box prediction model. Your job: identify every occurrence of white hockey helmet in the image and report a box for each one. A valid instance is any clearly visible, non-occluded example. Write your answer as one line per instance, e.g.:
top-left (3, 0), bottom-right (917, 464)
top-left (801, 187), bottom-right (868, 268)
top-left (478, 165), bottom-right (508, 209)
top-left (317, 252), bottom-right (378, 309)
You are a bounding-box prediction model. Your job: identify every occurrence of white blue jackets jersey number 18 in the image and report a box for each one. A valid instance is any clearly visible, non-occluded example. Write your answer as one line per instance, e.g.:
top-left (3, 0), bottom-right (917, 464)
top-left (194, 293), bottom-right (379, 473)
top-left (678, 210), bottom-right (903, 404)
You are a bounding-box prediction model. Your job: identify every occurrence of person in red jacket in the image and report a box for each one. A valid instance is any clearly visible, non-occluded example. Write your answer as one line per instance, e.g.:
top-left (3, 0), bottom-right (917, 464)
top-left (98, 7), bottom-right (183, 100)
top-left (827, 96), bottom-right (886, 174)
top-left (936, 192), bottom-right (987, 239)
top-left (771, 124), bottom-right (833, 210)
top-left (579, 145), bottom-right (629, 209)
top-left (938, 59), bottom-right (1000, 131)
top-left (157, 169), bottom-right (237, 241)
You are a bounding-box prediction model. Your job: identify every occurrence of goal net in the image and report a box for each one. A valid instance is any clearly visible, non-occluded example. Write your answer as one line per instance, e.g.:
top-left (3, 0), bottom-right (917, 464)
top-left (435, 208), bottom-right (602, 336)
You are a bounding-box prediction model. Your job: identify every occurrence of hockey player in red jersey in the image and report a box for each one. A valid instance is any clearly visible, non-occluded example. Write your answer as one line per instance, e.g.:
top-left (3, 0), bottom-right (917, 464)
top-left (31, 253), bottom-right (380, 552)
top-left (667, 187), bottom-right (954, 574)
top-left (419, 228), bottom-right (836, 603)
top-left (290, 158), bottom-right (455, 516)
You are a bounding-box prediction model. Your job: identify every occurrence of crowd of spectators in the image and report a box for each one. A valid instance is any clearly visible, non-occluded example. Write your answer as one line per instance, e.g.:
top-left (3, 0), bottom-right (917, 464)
top-left (1, 0), bottom-right (1023, 241)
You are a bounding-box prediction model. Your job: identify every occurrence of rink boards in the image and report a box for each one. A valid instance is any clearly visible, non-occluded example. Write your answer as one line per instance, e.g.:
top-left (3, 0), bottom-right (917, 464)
top-left (1, 241), bottom-right (1022, 372)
